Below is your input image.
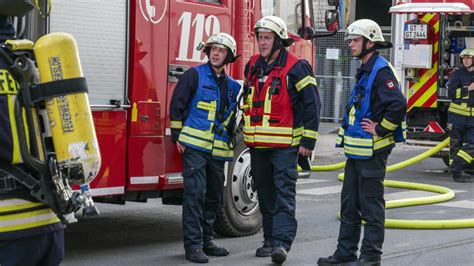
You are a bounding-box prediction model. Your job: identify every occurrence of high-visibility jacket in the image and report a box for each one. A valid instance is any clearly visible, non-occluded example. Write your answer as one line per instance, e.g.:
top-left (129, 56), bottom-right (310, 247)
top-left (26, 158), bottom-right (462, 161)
top-left (243, 53), bottom-right (308, 147)
top-left (177, 63), bottom-right (240, 161)
top-left (0, 45), bottom-right (62, 240)
top-left (0, 59), bottom-right (29, 164)
top-left (447, 67), bottom-right (474, 117)
top-left (337, 55), bottom-right (406, 159)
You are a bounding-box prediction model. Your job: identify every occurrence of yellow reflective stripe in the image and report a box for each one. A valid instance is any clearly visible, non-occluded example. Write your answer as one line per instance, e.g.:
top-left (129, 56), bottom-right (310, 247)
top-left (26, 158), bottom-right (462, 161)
top-left (178, 134), bottom-right (213, 150)
top-left (380, 118), bottom-right (398, 131)
top-left (254, 134), bottom-right (293, 144)
top-left (0, 208), bottom-right (60, 232)
top-left (344, 146), bottom-right (373, 156)
top-left (293, 126), bottom-right (304, 136)
top-left (196, 101), bottom-right (216, 111)
top-left (170, 120), bottom-right (182, 129)
top-left (456, 88), bottom-right (461, 99)
top-left (213, 140), bottom-right (229, 149)
top-left (344, 136), bottom-right (373, 147)
top-left (373, 135), bottom-right (395, 150)
top-left (349, 106), bottom-right (356, 125)
top-left (244, 134), bottom-right (255, 143)
top-left (448, 103), bottom-right (472, 116)
top-left (212, 148), bottom-right (233, 158)
top-left (0, 69), bottom-right (19, 94)
top-left (336, 127), bottom-right (344, 145)
top-left (303, 129), bottom-right (318, 140)
top-left (295, 76), bottom-right (317, 92)
top-left (181, 126), bottom-right (214, 141)
top-left (262, 115), bottom-right (270, 127)
top-left (264, 90), bottom-right (271, 114)
top-left (0, 199), bottom-right (44, 213)
top-left (291, 136), bottom-right (302, 146)
top-left (456, 150), bottom-right (472, 163)
top-left (255, 126), bottom-right (293, 135)
top-left (8, 95), bottom-right (22, 164)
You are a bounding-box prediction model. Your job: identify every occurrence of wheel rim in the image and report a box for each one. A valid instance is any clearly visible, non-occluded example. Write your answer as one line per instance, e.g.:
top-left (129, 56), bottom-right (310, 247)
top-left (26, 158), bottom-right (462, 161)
top-left (231, 147), bottom-right (259, 216)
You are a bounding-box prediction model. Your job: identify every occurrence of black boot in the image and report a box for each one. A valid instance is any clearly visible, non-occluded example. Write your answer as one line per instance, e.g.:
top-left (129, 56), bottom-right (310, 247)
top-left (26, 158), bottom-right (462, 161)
top-left (256, 239), bottom-right (272, 257)
top-left (453, 170), bottom-right (471, 183)
top-left (357, 258), bottom-right (381, 266)
top-left (203, 241), bottom-right (229, 256)
top-left (317, 255), bottom-right (357, 266)
top-left (271, 246), bottom-right (288, 264)
top-left (185, 249), bottom-right (209, 263)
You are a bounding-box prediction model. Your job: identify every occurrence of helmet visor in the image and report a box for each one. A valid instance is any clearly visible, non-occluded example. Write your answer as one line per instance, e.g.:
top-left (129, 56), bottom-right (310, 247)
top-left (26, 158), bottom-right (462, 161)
top-left (344, 34), bottom-right (362, 41)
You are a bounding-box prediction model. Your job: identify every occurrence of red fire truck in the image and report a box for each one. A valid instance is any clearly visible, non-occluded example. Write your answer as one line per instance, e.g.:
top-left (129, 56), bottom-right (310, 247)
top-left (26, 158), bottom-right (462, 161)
top-left (390, 0), bottom-right (474, 164)
top-left (22, 0), bottom-right (339, 236)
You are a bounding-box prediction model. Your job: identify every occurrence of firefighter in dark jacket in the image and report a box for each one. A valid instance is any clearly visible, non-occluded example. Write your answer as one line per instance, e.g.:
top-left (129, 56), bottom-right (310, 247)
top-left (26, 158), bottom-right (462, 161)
top-left (318, 19), bottom-right (407, 266)
top-left (169, 33), bottom-right (241, 264)
top-left (0, 1), bottom-right (64, 265)
top-left (447, 47), bottom-right (474, 183)
top-left (243, 16), bottom-right (321, 264)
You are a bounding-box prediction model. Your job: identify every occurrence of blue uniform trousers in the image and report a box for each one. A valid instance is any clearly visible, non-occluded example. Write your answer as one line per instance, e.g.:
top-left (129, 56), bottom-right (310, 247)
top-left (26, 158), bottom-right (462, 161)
top-left (182, 147), bottom-right (225, 251)
top-left (250, 147), bottom-right (298, 250)
top-left (449, 114), bottom-right (474, 172)
top-left (0, 229), bottom-right (64, 266)
top-left (334, 150), bottom-right (389, 262)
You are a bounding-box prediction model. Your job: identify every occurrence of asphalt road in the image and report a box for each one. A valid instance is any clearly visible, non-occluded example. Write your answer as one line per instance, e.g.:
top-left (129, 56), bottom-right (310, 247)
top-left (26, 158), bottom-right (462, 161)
top-left (62, 131), bottom-right (474, 266)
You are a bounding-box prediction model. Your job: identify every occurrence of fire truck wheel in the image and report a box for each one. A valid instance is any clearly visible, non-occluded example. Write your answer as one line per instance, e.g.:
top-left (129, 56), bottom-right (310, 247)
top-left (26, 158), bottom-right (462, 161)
top-left (214, 130), bottom-right (262, 237)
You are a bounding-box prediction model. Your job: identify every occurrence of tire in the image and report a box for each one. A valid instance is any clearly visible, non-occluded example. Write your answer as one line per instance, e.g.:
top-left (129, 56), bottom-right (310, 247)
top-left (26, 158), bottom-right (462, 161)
top-left (214, 128), bottom-right (262, 237)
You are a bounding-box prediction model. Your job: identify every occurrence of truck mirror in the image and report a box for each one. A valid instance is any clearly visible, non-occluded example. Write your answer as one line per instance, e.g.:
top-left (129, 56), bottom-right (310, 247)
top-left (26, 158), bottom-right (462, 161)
top-left (325, 10), bottom-right (340, 32)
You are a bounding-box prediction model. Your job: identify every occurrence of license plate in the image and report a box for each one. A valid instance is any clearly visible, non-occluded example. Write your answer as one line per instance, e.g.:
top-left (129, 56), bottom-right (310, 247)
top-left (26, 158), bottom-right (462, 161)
top-left (404, 24), bottom-right (428, 40)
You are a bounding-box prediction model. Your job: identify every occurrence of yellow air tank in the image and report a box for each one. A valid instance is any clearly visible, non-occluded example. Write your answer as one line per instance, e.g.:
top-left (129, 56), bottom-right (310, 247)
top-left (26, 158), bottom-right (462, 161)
top-left (34, 32), bottom-right (101, 185)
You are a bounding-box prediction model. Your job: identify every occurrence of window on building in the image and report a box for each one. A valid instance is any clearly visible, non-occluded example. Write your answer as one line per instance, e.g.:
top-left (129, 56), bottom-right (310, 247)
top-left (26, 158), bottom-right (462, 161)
top-left (355, 0), bottom-right (391, 27)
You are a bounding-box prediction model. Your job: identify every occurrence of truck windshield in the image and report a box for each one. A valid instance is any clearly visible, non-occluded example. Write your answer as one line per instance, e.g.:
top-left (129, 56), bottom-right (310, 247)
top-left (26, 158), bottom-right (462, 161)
top-left (261, 0), bottom-right (301, 34)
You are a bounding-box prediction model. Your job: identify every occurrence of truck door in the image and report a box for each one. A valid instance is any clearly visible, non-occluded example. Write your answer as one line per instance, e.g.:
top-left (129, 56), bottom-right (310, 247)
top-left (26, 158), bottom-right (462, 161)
top-left (164, 0), bottom-right (232, 174)
top-left (126, 0), bottom-right (170, 190)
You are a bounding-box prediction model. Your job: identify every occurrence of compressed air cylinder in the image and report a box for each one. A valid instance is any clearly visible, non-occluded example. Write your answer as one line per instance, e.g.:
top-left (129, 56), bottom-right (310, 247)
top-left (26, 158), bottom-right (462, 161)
top-left (34, 32), bottom-right (101, 185)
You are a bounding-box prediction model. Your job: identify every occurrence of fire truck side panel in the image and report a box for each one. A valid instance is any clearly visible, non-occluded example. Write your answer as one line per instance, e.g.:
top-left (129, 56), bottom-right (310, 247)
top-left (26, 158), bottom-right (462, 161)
top-left (406, 14), bottom-right (439, 113)
top-left (89, 111), bottom-right (128, 197)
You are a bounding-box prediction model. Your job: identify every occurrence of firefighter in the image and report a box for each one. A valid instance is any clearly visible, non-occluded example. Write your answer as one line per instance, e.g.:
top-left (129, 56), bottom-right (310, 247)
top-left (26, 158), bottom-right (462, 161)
top-left (447, 47), bottom-right (474, 183)
top-left (317, 19), bottom-right (406, 266)
top-left (169, 32), bottom-right (241, 263)
top-left (243, 16), bottom-right (321, 264)
top-left (0, 1), bottom-right (65, 265)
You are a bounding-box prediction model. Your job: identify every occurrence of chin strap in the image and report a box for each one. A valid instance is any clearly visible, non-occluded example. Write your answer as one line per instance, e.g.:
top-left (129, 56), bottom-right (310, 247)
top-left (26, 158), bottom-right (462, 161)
top-left (356, 38), bottom-right (378, 59)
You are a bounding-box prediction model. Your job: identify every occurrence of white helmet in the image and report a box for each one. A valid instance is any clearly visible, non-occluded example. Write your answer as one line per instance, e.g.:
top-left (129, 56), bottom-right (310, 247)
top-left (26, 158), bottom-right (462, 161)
top-left (460, 48), bottom-right (474, 58)
top-left (345, 19), bottom-right (391, 48)
top-left (204, 32), bottom-right (238, 62)
top-left (254, 16), bottom-right (294, 47)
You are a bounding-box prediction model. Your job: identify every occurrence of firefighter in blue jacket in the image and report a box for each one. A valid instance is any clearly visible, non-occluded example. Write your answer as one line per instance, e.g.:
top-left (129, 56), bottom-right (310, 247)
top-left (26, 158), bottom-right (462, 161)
top-left (169, 33), bottom-right (241, 264)
top-left (318, 19), bottom-right (407, 266)
top-left (0, 1), bottom-right (64, 265)
top-left (447, 47), bottom-right (474, 183)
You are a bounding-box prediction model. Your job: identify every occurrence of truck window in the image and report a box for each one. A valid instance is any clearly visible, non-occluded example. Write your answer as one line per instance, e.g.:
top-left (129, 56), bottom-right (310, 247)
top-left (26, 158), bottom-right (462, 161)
top-left (262, 0), bottom-right (300, 34)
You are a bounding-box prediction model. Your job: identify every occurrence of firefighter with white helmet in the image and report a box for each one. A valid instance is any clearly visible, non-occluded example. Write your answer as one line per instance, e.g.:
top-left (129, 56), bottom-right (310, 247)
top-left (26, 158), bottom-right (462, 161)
top-left (169, 32), bottom-right (241, 263)
top-left (446, 45), bottom-right (474, 183)
top-left (0, 1), bottom-right (65, 265)
top-left (243, 15), bottom-right (321, 264)
top-left (318, 19), bottom-right (406, 266)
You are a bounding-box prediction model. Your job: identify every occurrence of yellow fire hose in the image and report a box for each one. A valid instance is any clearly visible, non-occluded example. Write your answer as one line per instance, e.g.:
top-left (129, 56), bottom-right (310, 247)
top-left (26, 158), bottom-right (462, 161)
top-left (303, 138), bottom-right (474, 229)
